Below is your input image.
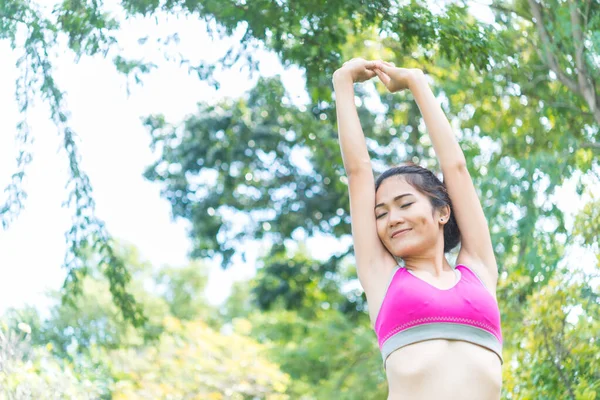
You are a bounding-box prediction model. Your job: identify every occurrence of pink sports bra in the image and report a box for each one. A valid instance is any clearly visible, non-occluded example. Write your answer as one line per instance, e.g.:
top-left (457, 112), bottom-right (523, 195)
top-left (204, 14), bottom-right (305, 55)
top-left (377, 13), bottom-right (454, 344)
top-left (374, 264), bottom-right (503, 367)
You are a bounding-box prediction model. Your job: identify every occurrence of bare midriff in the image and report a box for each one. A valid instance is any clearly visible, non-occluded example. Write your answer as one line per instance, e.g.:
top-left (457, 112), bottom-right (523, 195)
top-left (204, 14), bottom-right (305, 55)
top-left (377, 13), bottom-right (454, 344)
top-left (385, 339), bottom-right (502, 400)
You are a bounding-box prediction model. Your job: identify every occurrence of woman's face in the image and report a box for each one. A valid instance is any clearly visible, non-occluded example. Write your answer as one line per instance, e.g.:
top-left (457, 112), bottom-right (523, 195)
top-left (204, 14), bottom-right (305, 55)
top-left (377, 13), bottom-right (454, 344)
top-left (374, 175), bottom-right (445, 258)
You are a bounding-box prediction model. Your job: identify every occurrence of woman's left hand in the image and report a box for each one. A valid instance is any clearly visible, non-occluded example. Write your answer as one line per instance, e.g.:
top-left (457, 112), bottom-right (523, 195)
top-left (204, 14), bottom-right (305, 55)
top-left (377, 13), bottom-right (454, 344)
top-left (334, 58), bottom-right (379, 83)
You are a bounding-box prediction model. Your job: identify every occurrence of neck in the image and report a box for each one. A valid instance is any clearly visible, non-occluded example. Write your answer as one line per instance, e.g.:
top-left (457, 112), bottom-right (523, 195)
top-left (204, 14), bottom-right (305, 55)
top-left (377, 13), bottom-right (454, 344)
top-left (401, 234), bottom-right (451, 277)
top-left (403, 258), bottom-right (452, 277)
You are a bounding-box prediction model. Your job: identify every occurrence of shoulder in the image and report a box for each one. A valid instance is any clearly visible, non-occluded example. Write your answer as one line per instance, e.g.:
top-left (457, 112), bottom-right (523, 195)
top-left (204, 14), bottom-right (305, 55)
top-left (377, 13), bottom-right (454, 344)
top-left (360, 254), bottom-right (400, 295)
top-left (456, 250), bottom-right (498, 293)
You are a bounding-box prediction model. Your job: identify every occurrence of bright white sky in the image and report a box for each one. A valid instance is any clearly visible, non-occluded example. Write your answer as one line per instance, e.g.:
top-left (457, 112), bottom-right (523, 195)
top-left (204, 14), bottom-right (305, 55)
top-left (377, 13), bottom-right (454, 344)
top-left (0, 5), bottom-right (344, 314)
top-left (0, 1), bottom-right (595, 316)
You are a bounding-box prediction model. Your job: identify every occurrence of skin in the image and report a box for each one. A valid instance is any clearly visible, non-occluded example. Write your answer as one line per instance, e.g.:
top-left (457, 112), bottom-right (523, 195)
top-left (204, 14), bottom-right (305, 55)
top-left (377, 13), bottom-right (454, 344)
top-left (332, 58), bottom-right (502, 399)
top-left (371, 176), bottom-right (502, 400)
top-left (374, 175), bottom-right (451, 273)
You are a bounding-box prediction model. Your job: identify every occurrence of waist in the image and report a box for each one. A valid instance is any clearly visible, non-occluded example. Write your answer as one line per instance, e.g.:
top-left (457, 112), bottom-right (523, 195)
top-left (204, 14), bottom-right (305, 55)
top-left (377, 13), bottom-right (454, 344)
top-left (379, 322), bottom-right (503, 366)
top-left (386, 340), bottom-right (502, 400)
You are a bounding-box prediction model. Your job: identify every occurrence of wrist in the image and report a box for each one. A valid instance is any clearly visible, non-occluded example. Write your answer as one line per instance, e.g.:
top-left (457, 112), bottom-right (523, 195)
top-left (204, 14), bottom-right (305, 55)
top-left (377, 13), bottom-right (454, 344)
top-left (407, 69), bottom-right (426, 91)
top-left (332, 69), bottom-right (354, 86)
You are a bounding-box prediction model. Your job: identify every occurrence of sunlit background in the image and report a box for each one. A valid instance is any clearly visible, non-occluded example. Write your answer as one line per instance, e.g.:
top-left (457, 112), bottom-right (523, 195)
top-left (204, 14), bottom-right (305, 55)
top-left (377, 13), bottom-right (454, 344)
top-left (1, 0), bottom-right (598, 398)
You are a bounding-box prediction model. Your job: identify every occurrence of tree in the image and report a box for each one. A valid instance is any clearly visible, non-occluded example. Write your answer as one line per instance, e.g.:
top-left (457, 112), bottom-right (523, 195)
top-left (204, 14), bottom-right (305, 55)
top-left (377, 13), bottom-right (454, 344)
top-left (0, 322), bottom-right (103, 399)
top-left (1, 0), bottom-right (498, 322)
top-left (2, 2), bottom-right (599, 397)
top-left (218, 246), bottom-right (384, 398)
top-left (154, 261), bottom-right (217, 322)
top-left (0, 0), bottom-right (148, 326)
top-left (107, 316), bottom-right (290, 400)
top-left (140, 2), bottom-right (599, 397)
top-left (502, 268), bottom-right (600, 399)
top-left (251, 242), bottom-right (365, 318)
top-left (1, 242), bottom-right (289, 399)
top-left (573, 187), bottom-right (600, 266)
top-left (237, 309), bottom-right (386, 400)
top-left (31, 243), bottom-right (216, 359)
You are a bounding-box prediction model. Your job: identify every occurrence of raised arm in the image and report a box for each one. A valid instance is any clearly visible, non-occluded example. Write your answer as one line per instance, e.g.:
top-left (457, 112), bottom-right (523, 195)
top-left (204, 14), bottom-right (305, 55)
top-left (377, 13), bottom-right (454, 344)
top-left (375, 62), bottom-right (498, 287)
top-left (333, 59), bottom-right (397, 290)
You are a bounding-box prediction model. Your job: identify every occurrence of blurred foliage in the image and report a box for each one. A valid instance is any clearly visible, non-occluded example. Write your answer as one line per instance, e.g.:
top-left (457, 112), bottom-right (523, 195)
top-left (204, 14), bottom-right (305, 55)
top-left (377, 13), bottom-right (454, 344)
top-left (240, 308), bottom-right (386, 399)
top-left (2, 240), bottom-right (599, 398)
top-left (1, 243), bottom-right (290, 399)
top-left (2, 0), bottom-right (597, 325)
top-left (108, 317), bottom-right (290, 399)
top-left (0, 322), bottom-right (103, 399)
top-left (0, 0), bottom-right (498, 323)
top-left (503, 268), bottom-right (600, 399)
top-left (574, 189), bottom-right (600, 265)
top-left (31, 244), bottom-right (216, 358)
top-left (0, 0), bottom-right (145, 327)
top-left (1, 0), bottom-right (599, 398)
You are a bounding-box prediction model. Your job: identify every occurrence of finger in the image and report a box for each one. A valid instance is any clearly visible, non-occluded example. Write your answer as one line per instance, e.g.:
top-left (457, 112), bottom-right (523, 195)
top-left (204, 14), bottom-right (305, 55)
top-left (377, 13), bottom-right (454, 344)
top-left (362, 60), bottom-right (377, 70)
top-left (383, 61), bottom-right (395, 67)
top-left (358, 70), bottom-right (376, 82)
top-left (374, 68), bottom-right (388, 81)
top-left (374, 69), bottom-right (390, 85)
top-left (377, 62), bottom-right (395, 75)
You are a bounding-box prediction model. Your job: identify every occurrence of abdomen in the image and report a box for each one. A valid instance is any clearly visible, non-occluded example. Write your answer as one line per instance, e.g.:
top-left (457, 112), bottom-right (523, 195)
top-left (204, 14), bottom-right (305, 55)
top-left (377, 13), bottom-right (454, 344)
top-left (386, 339), bottom-right (502, 400)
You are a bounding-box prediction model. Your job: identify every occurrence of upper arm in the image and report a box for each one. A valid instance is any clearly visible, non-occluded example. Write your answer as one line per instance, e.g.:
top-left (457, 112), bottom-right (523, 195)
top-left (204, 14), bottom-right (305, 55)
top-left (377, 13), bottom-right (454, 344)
top-left (347, 170), bottom-right (397, 289)
top-left (443, 163), bottom-right (498, 286)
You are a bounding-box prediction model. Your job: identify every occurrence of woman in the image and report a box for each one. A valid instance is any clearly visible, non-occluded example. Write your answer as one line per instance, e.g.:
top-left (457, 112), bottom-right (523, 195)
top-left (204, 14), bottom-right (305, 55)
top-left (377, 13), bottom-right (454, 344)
top-left (332, 58), bottom-right (503, 400)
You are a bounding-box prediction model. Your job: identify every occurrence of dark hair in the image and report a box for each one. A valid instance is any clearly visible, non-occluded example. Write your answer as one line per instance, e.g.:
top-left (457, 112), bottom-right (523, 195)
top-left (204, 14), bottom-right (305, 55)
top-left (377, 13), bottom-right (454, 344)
top-left (375, 163), bottom-right (461, 253)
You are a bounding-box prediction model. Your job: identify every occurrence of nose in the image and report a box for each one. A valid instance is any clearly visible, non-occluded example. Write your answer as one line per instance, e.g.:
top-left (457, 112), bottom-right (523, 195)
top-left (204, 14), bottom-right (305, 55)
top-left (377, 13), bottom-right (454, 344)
top-left (387, 207), bottom-right (405, 227)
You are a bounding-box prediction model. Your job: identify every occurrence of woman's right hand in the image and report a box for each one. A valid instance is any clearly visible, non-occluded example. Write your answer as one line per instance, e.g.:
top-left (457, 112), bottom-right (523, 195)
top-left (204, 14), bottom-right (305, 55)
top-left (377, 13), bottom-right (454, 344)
top-left (333, 58), bottom-right (378, 83)
top-left (372, 61), bottom-right (423, 93)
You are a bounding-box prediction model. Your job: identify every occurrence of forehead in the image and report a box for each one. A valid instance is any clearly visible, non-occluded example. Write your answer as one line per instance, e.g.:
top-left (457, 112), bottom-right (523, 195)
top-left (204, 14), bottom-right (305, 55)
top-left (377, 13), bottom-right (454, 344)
top-left (376, 175), bottom-right (419, 201)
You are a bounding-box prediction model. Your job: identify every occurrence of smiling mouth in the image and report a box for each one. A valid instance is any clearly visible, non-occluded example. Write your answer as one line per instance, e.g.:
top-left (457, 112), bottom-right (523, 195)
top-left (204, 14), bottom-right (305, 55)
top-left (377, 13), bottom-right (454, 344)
top-left (391, 229), bottom-right (411, 238)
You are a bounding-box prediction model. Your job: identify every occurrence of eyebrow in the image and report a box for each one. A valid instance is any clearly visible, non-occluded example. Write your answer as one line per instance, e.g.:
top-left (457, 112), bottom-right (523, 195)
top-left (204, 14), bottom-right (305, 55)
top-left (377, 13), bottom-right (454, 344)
top-left (375, 193), bottom-right (414, 209)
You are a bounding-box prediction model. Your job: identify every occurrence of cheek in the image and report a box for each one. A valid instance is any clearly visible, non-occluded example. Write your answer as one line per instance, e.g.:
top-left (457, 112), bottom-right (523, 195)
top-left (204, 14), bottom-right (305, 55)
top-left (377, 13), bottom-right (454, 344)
top-left (376, 219), bottom-right (393, 247)
top-left (419, 215), bottom-right (438, 237)
top-left (413, 213), bottom-right (435, 235)
top-left (375, 219), bottom-right (386, 238)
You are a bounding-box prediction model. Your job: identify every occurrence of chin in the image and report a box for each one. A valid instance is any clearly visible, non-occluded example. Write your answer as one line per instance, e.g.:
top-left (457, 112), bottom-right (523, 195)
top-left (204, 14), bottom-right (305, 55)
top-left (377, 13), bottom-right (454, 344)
top-left (388, 246), bottom-right (407, 259)
top-left (391, 242), bottom-right (422, 259)
top-left (382, 237), bottom-right (420, 258)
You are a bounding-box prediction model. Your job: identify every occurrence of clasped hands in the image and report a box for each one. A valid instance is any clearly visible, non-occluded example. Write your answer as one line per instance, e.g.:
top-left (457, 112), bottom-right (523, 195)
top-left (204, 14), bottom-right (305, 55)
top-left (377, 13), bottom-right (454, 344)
top-left (333, 58), bottom-right (423, 93)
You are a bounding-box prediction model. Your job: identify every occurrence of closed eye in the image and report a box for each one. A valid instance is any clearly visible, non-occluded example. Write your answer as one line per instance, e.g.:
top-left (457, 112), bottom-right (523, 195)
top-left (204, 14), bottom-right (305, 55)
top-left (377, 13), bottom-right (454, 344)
top-left (376, 203), bottom-right (413, 219)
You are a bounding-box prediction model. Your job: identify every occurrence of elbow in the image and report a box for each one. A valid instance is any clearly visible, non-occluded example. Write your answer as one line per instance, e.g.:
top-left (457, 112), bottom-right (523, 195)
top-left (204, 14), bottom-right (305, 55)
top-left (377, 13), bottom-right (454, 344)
top-left (446, 159), bottom-right (468, 173)
top-left (345, 161), bottom-right (373, 177)
top-left (441, 159), bottom-right (469, 177)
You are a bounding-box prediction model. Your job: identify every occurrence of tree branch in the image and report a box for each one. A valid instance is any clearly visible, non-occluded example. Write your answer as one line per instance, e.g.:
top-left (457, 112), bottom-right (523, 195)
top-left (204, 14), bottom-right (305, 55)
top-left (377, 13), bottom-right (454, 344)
top-left (546, 102), bottom-right (594, 117)
top-left (583, 0), bottom-right (592, 28)
top-left (541, 326), bottom-right (576, 400)
top-left (569, 0), bottom-right (600, 124)
top-left (581, 142), bottom-right (600, 151)
top-left (485, 2), bottom-right (531, 20)
top-left (0, 12), bottom-right (29, 26)
top-left (527, 0), bottom-right (579, 94)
